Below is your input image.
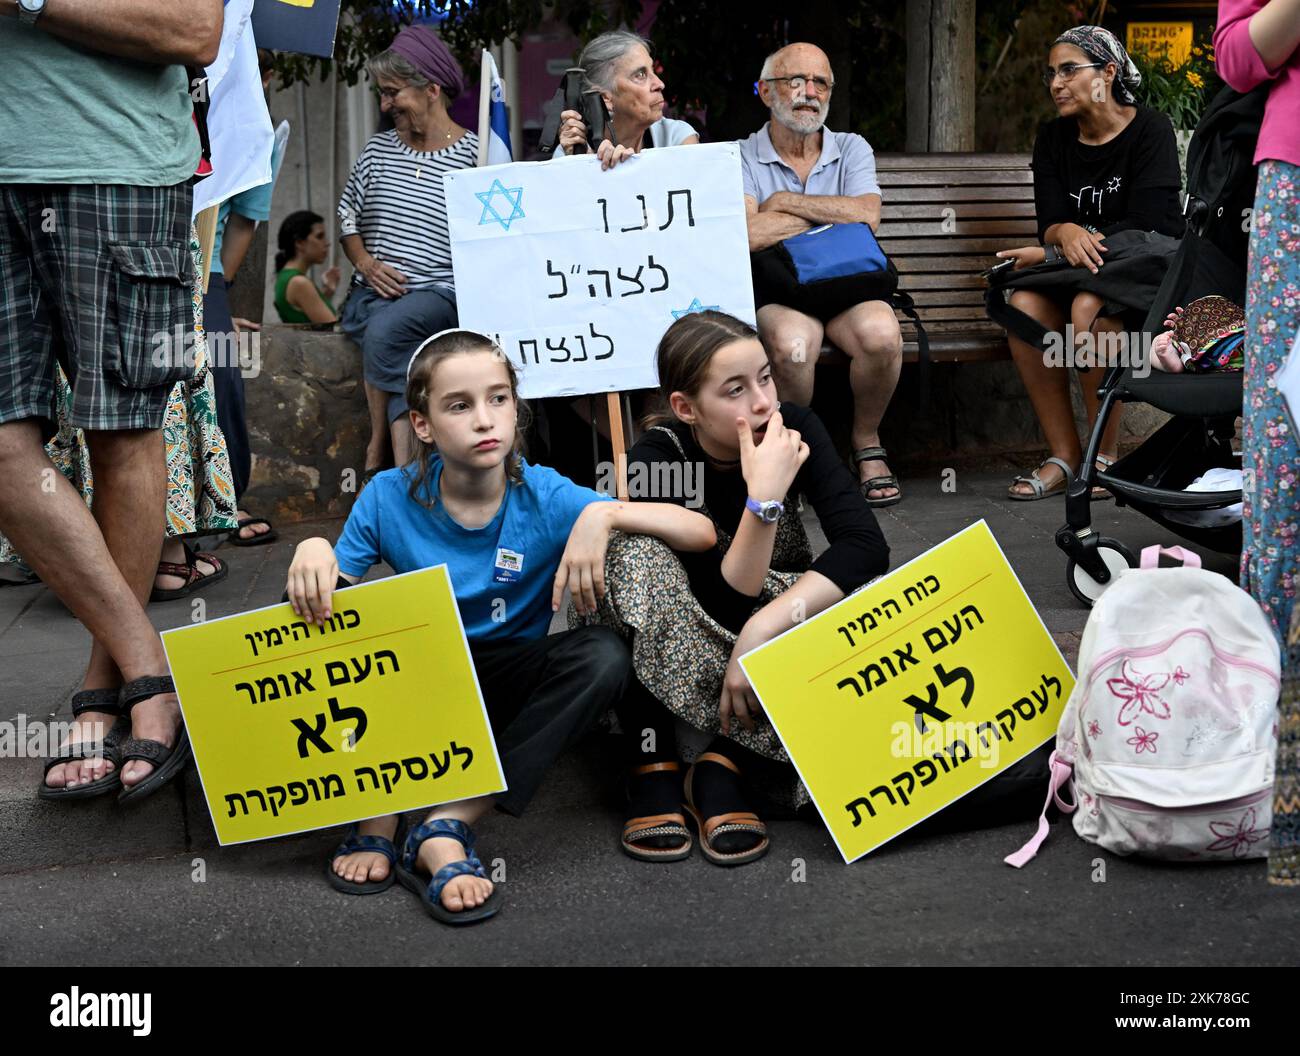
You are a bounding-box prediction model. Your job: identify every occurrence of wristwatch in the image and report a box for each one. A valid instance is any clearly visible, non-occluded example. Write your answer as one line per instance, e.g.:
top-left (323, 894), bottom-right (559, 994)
top-left (17, 0), bottom-right (46, 25)
top-left (745, 497), bottom-right (783, 524)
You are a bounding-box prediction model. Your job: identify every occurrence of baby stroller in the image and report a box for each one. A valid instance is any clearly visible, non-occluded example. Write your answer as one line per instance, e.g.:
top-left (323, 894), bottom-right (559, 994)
top-left (1053, 84), bottom-right (1269, 605)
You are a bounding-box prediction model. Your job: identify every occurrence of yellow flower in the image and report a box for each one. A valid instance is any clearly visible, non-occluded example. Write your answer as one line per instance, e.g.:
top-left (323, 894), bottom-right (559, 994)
top-left (1193, 46), bottom-right (1203, 56)
top-left (1188, 71), bottom-right (1205, 88)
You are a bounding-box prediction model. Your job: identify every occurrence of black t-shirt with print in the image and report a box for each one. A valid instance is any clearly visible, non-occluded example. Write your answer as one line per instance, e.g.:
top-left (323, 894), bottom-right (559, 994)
top-left (1031, 104), bottom-right (1184, 244)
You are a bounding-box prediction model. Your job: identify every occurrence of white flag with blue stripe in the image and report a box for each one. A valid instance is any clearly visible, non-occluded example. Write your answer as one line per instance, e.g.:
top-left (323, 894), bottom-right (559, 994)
top-left (478, 50), bottom-right (513, 167)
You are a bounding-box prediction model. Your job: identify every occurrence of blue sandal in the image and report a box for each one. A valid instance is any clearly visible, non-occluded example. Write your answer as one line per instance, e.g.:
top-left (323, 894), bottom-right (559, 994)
top-left (396, 819), bottom-right (501, 926)
top-left (327, 816), bottom-right (408, 895)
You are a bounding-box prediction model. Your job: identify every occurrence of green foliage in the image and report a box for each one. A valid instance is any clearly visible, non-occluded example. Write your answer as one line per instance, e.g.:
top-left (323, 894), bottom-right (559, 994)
top-left (268, 1), bottom-right (642, 88)
top-left (1128, 37), bottom-right (1223, 131)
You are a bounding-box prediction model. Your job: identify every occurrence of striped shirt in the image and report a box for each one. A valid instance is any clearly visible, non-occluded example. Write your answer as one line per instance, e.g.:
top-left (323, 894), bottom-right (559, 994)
top-left (337, 129), bottom-right (479, 291)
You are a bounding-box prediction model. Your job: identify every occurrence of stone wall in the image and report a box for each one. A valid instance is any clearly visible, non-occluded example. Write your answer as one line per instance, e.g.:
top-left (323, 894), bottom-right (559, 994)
top-left (242, 325), bottom-right (369, 523)
top-left (243, 325), bottom-right (1168, 522)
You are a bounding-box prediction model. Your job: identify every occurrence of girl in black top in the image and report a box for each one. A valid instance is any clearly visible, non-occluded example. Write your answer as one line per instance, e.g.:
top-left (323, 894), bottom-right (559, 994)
top-left (993, 25), bottom-right (1182, 501)
top-left (575, 310), bottom-right (890, 866)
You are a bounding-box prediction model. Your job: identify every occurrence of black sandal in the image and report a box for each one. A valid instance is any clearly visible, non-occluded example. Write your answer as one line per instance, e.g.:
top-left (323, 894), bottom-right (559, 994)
top-left (683, 752), bottom-right (770, 867)
top-left (150, 542), bottom-right (228, 602)
top-left (852, 446), bottom-right (902, 508)
top-left (37, 688), bottom-right (129, 801)
top-left (227, 516), bottom-right (278, 547)
top-left (116, 675), bottom-right (192, 805)
top-left (621, 761), bottom-right (693, 862)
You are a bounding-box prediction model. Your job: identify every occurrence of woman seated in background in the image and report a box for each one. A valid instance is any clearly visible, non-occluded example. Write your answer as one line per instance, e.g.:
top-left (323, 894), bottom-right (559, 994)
top-left (993, 25), bottom-right (1183, 501)
top-left (337, 24), bottom-right (478, 485)
top-left (274, 210), bottom-right (339, 324)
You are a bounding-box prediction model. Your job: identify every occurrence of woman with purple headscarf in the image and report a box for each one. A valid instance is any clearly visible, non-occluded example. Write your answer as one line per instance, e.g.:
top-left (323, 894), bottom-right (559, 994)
top-left (990, 24), bottom-right (1183, 502)
top-left (338, 25), bottom-right (479, 480)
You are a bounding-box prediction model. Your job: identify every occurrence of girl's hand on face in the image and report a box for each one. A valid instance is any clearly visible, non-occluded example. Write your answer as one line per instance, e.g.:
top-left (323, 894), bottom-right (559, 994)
top-left (322, 265), bottom-right (341, 296)
top-left (737, 409), bottom-right (810, 504)
top-left (551, 502), bottom-right (614, 615)
top-left (287, 538), bottom-right (339, 626)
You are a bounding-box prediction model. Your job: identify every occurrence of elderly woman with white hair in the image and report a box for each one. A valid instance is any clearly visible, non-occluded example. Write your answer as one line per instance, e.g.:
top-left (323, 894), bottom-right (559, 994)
top-left (338, 25), bottom-right (479, 479)
top-left (557, 30), bottom-right (699, 168)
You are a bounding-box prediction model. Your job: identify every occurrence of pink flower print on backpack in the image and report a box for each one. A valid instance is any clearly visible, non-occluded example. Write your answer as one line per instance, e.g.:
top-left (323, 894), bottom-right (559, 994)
top-left (1107, 659), bottom-right (1173, 726)
top-left (1126, 727), bottom-right (1159, 754)
top-left (1206, 807), bottom-right (1268, 859)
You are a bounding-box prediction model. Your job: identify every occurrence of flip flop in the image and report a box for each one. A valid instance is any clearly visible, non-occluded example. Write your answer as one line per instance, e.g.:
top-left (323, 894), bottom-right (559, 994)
top-left (326, 816), bottom-right (408, 895)
top-left (852, 446), bottom-right (902, 508)
top-left (396, 818), bottom-right (501, 925)
top-left (116, 675), bottom-right (193, 805)
top-left (227, 517), bottom-right (278, 547)
top-left (150, 542), bottom-right (227, 602)
top-left (37, 689), bottom-right (129, 801)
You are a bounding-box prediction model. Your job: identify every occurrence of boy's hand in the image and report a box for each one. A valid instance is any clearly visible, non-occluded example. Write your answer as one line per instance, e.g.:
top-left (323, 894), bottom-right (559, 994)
top-left (287, 537), bottom-right (339, 625)
top-left (552, 502), bottom-right (614, 615)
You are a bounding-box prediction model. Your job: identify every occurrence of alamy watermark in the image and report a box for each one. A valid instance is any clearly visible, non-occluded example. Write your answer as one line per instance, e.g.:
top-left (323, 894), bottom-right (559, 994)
top-left (0, 715), bottom-right (97, 758)
top-left (1042, 324), bottom-right (1155, 379)
top-left (151, 324), bottom-right (261, 378)
top-left (595, 456), bottom-right (704, 508)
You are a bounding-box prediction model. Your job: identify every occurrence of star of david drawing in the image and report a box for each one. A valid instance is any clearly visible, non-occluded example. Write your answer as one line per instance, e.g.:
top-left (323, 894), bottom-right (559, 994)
top-left (671, 297), bottom-right (720, 320)
top-left (476, 179), bottom-right (525, 231)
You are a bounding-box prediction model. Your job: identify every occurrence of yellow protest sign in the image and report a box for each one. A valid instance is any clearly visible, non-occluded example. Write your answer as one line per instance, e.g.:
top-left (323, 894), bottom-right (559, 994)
top-left (161, 566), bottom-right (505, 845)
top-left (1126, 22), bottom-right (1194, 67)
top-left (740, 521), bottom-right (1075, 863)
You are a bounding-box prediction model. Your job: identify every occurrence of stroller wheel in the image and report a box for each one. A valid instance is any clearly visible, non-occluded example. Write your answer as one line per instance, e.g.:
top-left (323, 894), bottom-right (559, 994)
top-left (1065, 537), bottom-right (1136, 607)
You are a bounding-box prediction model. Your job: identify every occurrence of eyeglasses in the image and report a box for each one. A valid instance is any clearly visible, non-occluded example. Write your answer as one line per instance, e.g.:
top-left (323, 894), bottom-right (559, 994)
top-left (764, 74), bottom-right (834, 94)
top-left (1041, 62), bottom-right (1103, 87)
top-left (377, 85), bottom-right (408, 101)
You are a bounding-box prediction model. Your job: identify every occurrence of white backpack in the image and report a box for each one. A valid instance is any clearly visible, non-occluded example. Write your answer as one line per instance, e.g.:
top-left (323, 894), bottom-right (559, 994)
top-left (1008, 546), bottom-right (1280, 866)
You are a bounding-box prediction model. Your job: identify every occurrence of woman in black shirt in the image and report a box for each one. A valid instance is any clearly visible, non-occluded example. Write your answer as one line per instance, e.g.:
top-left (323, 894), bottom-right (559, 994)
top-left (572, 310), bottom-right (890, 866)
top-left (993, 25), bottom-right (1182, 500)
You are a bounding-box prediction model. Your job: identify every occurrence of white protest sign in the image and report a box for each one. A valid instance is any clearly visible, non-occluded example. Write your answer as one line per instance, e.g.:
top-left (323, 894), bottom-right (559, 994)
top-left (445, 142), bottom-right (755, 399)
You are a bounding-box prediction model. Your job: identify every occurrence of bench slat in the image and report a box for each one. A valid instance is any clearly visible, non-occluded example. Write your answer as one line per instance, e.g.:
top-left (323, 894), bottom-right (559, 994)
top-left (899, 289), bottom-right (989, 307)
top-left (876, 152), bottom-right (1032, 169)
top-left (891, 255), bottom-right (1001, 273)
top-left (883, 202), bottom-right (1038, 219)
top-left (899, 272), bottom-right (990, 289)
top-left (877, 219), bottom-right (1039, 237)
top-left (878, 170), bottom-right (1034, 186)
top-left (880, 236), bottom-right (1029, 254)
top-left (883, 185), bottom-right (1036, 202)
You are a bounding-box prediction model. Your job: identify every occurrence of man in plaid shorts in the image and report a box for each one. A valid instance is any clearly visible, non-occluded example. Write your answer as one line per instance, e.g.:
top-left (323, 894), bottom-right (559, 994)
top-left (0, 1), bottom-right (222, 802)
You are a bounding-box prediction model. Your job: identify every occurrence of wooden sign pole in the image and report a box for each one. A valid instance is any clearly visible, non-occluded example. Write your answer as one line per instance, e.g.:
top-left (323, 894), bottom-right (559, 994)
top-left (606, 391), bottom-right (629, 500)
top-left (195, 204), bottom-right (220, 294)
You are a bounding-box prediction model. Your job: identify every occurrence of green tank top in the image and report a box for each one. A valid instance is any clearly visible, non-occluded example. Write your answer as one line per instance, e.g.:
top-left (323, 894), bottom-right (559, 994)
top-left (275, 268), bottom-right (334, 324)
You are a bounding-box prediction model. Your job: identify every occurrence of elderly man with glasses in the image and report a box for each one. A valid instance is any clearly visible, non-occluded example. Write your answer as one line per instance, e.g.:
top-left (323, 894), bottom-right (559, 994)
top-left (739, 42), bottom-right (903, 507)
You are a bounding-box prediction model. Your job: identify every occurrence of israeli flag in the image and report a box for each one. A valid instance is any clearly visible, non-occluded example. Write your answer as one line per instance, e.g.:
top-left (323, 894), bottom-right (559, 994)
top-left (478, 50), bottom-right (514, 167)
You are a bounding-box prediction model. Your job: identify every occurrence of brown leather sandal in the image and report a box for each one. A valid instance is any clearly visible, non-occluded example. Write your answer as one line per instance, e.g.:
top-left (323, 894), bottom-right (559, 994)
top-left (621, 761), bottom-right (693, 862)
top-left (683, 752), bottom-right (770, 867)
top-left (150, 541), bottom-right (228, 602)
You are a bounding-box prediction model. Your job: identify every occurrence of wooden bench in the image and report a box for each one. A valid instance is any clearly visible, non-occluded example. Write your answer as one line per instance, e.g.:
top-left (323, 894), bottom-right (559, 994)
top-left (820, 151), bottom-right (1036, 364)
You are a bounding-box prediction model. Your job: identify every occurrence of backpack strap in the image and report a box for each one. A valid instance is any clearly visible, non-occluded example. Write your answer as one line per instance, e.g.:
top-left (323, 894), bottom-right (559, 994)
top-left (893, 290), bottom-right (930, 412)
top-left (1004, 750), bottom-right (1076, 868)
top-left (1140, 545), bottom-right (1202, 569)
